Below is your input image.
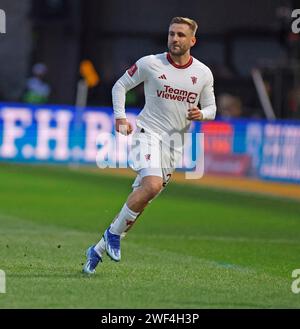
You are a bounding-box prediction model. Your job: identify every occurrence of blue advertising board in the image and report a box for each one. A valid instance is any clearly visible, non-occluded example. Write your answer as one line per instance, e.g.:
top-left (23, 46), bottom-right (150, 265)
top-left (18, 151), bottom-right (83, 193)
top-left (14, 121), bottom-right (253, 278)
top-left (0, 103), bottom-right (300, 183)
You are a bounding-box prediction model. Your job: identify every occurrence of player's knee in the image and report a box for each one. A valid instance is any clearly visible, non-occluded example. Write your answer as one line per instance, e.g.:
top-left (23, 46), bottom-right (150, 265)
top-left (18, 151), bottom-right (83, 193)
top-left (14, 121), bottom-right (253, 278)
top-left (144, 181), bottom-right (163, 200)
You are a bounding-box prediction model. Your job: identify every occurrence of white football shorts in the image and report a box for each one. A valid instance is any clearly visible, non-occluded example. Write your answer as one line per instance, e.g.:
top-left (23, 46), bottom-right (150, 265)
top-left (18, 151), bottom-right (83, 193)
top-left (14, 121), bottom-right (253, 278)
top-left (129, 127), bottom-right (183, 189)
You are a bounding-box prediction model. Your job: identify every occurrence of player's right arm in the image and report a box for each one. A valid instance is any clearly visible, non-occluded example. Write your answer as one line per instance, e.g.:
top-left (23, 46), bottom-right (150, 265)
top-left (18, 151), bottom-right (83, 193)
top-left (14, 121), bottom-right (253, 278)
top-left (112, 57), bottom-right (148, 135)
top-left (198, 68), bottom-right (217, 120)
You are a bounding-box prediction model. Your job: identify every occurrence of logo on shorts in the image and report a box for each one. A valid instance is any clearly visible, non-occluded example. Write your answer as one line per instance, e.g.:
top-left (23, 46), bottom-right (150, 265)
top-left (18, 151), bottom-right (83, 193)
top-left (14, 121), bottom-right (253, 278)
top-left (191, 76), bottom-right (197, 85)
top-left (145, 154), bottom-right (151, 161)
top-left (127, 63), bottom-right (138, 77)
top-left (157, 85), bottom-right (198, 104)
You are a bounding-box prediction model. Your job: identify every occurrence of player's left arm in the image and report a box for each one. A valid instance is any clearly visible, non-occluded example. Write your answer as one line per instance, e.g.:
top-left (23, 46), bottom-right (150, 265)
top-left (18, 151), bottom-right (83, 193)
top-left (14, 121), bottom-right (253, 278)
top-left (187, 68), bottom-right (216, 121)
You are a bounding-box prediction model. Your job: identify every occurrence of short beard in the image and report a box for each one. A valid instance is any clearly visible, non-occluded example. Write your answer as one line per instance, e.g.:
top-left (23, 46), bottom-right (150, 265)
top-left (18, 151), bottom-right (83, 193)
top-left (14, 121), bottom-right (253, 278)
top-left (168, 45), bottom-right (188, 57)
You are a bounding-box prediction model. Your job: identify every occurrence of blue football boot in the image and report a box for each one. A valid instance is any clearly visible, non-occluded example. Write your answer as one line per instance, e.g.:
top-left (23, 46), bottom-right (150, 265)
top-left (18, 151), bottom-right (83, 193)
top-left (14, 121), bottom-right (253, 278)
top-left (103, 227), bottom-right (121, 262)
top-left (82, 245), bottom-right (102, 274)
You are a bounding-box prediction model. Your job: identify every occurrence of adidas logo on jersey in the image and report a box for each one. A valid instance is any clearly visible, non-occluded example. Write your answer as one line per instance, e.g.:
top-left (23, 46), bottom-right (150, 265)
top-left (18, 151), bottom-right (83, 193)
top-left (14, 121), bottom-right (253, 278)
top-left (158, 74), bottom-right (167, 80)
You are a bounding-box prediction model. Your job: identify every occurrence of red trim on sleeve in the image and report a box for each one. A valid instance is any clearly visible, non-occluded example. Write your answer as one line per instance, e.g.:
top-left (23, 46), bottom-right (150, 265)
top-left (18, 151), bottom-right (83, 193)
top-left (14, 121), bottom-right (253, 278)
top-left (127, 63), bottom-right (138, 77)
top-left (167, 53), bottom-right (193, 69)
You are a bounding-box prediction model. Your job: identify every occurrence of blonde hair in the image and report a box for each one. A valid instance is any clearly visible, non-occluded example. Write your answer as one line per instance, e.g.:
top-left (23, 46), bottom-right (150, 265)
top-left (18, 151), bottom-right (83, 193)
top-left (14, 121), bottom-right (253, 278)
top-left (169, 17), bottom-right (198, 36)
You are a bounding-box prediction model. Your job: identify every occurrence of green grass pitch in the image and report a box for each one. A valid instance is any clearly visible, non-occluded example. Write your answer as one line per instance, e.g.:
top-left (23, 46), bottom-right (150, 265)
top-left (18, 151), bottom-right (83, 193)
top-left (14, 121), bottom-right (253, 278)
top-left (0, 163), bottom-right (300, 308)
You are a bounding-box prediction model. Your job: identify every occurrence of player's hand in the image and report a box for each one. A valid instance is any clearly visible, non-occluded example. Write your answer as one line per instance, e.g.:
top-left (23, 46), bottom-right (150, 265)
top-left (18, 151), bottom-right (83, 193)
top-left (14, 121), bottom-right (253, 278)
top-left (115, 118), bottom-right (133, 135)
top-left (187, 107), bottom-right (203, 121)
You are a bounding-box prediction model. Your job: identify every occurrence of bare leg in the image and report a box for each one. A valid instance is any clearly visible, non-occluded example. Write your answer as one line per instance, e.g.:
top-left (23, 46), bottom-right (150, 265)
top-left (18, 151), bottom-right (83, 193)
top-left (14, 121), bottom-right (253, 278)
top-left (94, 176), bottom-right (163, 256)
top-left (126, 175), bottom-right (163, 212)
top-left (122, 176), bottom-right (164, 234)
top-left (109, 175), bottom-right (163, 235)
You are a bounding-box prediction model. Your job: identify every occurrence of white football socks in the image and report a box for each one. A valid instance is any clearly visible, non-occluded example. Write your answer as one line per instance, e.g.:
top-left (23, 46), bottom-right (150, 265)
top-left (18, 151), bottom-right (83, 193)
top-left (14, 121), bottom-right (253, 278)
top-left (94, 203), bottom-right (140, 257)
top-left (94, 238), bottom-right (105, 258)
top-left (110, 203), bottom-right (140, 235)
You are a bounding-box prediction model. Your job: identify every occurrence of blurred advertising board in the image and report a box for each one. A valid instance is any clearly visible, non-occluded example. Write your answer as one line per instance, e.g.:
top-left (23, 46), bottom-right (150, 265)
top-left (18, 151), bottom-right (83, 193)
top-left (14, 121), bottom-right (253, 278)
top-left (0, 103), bottom-right (299, 183)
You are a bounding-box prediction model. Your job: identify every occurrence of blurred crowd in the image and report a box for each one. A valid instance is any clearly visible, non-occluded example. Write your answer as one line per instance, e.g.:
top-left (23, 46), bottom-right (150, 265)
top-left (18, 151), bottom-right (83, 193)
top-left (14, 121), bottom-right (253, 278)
top-left (0, 0), bottom-right (299, 120)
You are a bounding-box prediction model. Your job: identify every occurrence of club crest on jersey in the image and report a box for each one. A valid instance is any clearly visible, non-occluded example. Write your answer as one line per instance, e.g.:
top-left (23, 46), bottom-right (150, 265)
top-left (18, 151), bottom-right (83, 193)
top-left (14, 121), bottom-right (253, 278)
top-left (191, 76), bottom-right (197, 85)
top-left (127, 63), bottom-right (138, 77)
top-left (145, 154), bottom-right (151, 161)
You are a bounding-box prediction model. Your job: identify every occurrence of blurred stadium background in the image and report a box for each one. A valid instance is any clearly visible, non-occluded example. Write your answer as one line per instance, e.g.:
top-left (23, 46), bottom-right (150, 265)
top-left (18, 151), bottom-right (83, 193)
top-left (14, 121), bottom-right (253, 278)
top-left (0, 0), bottom-right (300, 309)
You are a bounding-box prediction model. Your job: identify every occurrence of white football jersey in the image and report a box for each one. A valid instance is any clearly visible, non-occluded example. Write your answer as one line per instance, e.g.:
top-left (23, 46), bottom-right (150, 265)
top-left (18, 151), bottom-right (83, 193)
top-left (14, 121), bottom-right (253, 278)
top-left (112, 52), bottom-right (216, 135)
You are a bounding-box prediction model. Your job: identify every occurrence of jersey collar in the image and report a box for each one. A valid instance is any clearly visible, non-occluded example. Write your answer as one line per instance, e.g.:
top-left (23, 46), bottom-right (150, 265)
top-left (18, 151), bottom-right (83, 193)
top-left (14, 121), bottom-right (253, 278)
top-left (166, 53), bottom-right (193, 69)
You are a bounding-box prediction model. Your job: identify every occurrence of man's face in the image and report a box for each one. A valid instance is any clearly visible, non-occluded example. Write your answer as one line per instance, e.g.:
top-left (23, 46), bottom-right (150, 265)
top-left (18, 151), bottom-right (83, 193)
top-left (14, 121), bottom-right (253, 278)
top-left (168, 23), bottom-right (196, 56)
